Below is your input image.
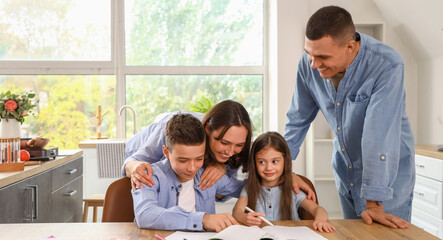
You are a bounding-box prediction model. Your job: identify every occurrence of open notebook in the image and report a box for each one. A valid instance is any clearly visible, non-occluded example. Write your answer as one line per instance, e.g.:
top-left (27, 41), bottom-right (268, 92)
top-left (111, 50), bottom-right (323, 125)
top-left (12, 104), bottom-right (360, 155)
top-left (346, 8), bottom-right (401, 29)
top-left (166, 225), bottom-right (327, 240)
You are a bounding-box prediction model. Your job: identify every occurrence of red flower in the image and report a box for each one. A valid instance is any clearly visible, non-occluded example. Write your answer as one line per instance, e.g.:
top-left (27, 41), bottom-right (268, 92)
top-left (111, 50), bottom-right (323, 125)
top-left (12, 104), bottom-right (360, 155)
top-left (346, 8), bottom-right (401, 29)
top-left (5, 100), bottom-right (18, 111)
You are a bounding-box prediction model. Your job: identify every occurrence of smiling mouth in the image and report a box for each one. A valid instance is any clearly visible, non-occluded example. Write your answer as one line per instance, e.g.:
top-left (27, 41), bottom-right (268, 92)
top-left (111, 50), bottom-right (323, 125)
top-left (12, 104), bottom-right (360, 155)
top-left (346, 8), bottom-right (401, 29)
top-left (264, 173), bottom-right (275, 177)
top-left (221, 153), bottom-right (230, 158)
top-left (318, 67), bottom-right (327, 71)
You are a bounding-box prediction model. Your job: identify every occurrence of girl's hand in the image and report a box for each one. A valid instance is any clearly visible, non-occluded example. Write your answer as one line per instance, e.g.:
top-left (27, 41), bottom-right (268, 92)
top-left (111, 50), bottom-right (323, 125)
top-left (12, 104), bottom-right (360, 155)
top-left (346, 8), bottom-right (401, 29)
top-left (313, 220), bottom-right (336, 233)
top-left (199, 164), bottom-right (226, 190)
top-left (128, 161), bottom-right (155, 191)
top-left (292, 174), bottom-right (316, 202)
top-left (244, 212), bottom-right (265, 226)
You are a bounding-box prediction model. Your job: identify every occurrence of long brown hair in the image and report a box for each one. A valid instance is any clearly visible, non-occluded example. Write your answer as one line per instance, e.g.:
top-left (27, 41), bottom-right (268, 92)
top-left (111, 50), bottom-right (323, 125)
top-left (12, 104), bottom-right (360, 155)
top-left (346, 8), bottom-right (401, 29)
top-left (246, 131), bottom-right (293, 220)
top-left (202, 100), bottom-right (252, 171)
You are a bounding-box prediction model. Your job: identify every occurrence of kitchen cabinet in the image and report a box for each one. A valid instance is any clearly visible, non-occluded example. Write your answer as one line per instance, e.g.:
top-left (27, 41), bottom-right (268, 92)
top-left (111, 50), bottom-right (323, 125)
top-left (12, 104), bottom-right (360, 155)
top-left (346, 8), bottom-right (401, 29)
top-left (412, 145), bottom-right (443, 239)
top-left (0, 151), bottom-right (83, 223)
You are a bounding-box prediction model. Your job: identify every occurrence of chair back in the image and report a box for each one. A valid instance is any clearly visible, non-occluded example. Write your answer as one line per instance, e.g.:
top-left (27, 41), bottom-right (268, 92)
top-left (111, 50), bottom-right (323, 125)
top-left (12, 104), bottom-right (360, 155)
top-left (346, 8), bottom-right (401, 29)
top-left (102, 177), bottom-right (135, 222)
top-left (296, 174), bottom-right (318, 220)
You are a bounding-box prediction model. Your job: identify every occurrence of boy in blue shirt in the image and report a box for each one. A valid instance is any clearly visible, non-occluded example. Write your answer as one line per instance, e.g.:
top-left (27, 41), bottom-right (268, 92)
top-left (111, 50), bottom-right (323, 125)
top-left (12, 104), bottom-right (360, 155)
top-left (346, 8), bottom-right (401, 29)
top-left (132, 114), bottom-right (243, 232)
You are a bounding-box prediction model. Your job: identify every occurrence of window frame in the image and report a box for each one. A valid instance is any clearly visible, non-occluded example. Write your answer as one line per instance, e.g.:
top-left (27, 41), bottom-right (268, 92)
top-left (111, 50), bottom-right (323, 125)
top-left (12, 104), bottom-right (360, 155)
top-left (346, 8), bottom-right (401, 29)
top-left (0, 0), bottom-right (269, 138)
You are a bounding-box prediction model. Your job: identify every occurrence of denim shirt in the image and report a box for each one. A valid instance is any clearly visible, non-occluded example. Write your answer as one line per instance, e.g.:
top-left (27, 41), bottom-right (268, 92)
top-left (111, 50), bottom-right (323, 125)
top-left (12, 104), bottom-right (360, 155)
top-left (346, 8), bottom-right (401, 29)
top-left (240, 186), bottom-right (306, 221)
top-left (121, 111), bottom-right (239, 179)
top-left (132, 159), bottom-right (244, 231)
top-left (284, 33), bottom-right (415, 215)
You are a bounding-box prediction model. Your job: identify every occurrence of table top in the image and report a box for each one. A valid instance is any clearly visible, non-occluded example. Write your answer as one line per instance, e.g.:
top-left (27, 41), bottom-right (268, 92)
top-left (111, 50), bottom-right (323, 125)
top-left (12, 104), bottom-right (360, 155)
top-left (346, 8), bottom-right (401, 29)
top-left (0, 220), bottom-right (438, 240)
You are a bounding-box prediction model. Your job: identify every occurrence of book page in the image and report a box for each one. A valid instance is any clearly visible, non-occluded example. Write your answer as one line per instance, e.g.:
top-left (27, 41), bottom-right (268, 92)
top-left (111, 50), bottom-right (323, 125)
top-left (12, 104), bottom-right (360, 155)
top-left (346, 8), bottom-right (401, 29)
top-left (262, 225), bottom-right (327, 240)
top-left (211, 225), bottom-right (268, 240)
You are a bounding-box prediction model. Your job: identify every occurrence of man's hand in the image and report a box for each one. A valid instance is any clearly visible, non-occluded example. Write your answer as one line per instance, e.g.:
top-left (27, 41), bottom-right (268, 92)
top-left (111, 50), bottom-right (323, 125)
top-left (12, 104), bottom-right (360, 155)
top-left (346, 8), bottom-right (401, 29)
top-left (292, 174), bottom-right (316, 202)
top-left (202, 213), bottom-right (239, 232)
top-left (361, 200), bottom-right (409, 229)
top-left (126, 161), bottom-right (155, 191)
top-left (199, 164), bottom-right (226, 190)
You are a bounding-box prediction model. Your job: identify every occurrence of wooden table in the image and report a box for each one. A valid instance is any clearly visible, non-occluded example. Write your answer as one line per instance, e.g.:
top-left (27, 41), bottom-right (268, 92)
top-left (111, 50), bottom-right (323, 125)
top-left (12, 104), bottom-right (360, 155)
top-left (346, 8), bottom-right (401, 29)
top-left (0, 220), bottom-right (438, 240)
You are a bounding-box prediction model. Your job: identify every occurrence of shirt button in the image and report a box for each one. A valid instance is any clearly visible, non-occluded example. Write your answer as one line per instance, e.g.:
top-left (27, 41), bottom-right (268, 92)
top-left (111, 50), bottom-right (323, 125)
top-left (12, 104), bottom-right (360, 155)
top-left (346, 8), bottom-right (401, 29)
top-left (193, 224), bottom-right (197, 228)
top-left (327, 79), bottom-right (330, 83)
top-left (269, 205), bottom-right (272, 209)
top-left (341, 147), bottom-right (345, 152)
top-left (350, 183), bottom-right (354, 187)
top-left (337, 126), bottom-right (341, 131)
top-left (336, 102), bottom-right (341, 106)
top-left (178, 184), bottom-right (182, 188)
top-left (267, 188), bottom-right (271, 191)
top-left (381, 155), bottom-right (386, 160)
top-left (348, 165), bottom-right (352, 169)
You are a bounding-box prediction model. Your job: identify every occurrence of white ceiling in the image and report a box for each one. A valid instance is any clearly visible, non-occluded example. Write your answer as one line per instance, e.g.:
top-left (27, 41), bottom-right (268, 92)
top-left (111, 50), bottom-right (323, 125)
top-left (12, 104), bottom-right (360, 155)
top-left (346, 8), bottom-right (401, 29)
top-left (371, 0), bottom-right (443, 60)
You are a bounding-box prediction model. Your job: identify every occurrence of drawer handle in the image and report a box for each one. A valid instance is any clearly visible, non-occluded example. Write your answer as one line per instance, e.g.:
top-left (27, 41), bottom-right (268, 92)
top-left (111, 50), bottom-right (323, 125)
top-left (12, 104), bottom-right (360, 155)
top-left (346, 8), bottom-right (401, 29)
top-left (413, 191), bottom-right (424, 197)
top-left (415, 163), bottom-right (425, 168)
top-left (64, 190), bottom-right (77, 196)
top-left (67, 169), bottom-right (77, 174)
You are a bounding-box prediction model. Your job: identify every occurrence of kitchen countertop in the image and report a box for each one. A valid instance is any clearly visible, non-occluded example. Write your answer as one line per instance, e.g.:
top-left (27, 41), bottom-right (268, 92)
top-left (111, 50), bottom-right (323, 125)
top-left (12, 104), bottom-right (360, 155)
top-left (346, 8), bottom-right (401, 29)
top-left (415, 144), bottom-right (443, 160)
top-left (0, 149), bottom-right (83, 188)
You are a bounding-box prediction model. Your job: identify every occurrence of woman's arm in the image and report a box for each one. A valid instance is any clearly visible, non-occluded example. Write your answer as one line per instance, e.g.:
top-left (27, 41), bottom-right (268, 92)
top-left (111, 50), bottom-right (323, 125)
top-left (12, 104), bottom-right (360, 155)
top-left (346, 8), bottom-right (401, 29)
top-left (232, 196), bottom-right (263, 226)
top-left (300, 199), bottom-right (335, 232)
top-left (199, 163), bottom-right (227, 190)
top-left (125, 160), bottom-right (155, 191)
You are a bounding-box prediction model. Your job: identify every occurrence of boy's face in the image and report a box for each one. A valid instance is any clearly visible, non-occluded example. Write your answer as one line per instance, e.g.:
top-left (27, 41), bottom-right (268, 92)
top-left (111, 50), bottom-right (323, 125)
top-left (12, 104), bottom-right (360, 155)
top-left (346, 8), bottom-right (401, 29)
top-left (255, 146), bottom-right (285, 187)
top-left (163, 143), bottom-right (205, 182)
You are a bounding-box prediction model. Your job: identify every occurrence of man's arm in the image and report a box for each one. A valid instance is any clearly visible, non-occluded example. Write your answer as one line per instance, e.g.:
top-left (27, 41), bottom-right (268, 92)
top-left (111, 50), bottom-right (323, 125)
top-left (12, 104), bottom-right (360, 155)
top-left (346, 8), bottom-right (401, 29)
top-left (360, 64), bottom-right (410, 228)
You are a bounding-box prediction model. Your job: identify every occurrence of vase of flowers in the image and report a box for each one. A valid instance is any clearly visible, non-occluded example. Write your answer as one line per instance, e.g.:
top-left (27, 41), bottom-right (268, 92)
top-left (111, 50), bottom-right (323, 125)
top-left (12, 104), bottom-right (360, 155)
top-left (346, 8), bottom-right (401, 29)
top-left (0, 91), bottom-right (37, 138)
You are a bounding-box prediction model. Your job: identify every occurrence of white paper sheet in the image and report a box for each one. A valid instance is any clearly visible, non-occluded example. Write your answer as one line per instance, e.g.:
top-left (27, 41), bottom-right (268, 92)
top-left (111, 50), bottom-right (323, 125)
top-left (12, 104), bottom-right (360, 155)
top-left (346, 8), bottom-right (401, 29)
top-left (165, 225), bottom-right (327, 240)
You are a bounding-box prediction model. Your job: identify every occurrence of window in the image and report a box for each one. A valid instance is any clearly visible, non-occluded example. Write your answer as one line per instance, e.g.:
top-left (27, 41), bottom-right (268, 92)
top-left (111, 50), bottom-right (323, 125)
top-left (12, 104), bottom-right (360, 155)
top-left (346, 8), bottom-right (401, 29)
top-left (0, 0), bottom-right (266, 148)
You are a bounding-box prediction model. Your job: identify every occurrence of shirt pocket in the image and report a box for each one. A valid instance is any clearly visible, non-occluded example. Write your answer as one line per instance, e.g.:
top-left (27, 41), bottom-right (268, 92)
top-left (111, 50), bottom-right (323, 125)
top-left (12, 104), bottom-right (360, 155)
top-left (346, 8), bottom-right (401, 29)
top-left (342, 95), bottom-right (370, 160)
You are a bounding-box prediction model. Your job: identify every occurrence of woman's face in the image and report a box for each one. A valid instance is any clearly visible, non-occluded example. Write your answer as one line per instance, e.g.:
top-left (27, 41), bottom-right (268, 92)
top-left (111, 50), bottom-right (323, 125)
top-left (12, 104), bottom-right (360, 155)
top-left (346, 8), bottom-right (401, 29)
top-left (206, 125), bottom-right (248, 163)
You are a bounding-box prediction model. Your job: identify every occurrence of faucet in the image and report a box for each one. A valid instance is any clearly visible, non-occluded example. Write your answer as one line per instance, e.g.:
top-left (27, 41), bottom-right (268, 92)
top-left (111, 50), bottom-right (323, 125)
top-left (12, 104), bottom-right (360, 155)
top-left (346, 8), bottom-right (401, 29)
top-left (119, 105), bottom-right (137, 135)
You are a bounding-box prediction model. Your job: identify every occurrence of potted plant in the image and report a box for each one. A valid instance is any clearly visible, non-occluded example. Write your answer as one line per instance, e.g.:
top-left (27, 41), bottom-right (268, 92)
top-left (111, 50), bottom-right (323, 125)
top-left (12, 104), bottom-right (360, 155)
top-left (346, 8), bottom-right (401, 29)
top-left (0, 91), bottom-right (37, 138)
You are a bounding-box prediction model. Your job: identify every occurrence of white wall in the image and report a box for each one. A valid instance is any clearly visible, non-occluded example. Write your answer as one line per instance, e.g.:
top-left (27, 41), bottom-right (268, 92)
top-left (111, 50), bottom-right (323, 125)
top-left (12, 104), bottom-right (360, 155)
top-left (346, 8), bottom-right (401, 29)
top-left (268, 0), bottom-right (419, 173)
top-left (417, 57), bottom-right (443, 144)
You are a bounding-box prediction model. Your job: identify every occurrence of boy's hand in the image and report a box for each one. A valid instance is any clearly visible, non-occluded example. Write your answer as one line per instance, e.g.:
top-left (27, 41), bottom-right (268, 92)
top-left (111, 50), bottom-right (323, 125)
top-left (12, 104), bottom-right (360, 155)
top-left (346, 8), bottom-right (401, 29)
top-left (291, 174), bottom-right (316, 202)
top-left (202, 213), bottom-right (239, 232)
top-left (244, 212), bottom-right (265, 226)
top-left (199, 164), bottom-right (226, 190)
top-left (313, 220), bottom-right (336, 233)
top-left (128, 161), bottom-right (155, 191)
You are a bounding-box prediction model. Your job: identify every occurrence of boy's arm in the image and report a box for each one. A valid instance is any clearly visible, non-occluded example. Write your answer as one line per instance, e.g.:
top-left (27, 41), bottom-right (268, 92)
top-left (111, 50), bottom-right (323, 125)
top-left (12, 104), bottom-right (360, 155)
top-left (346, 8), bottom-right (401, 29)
top-left (132, 181), bottom-right (205, 231)
top-left (300, 199), bottom-right (335, 232)
top-left (232, 196), bottom-right (263, 226)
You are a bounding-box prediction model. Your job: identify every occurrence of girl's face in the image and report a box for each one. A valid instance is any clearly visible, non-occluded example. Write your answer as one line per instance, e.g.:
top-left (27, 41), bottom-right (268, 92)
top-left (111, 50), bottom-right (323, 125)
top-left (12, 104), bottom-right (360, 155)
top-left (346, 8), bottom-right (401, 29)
top-left (255, 146), bottom-right (285, 187)
top-left (206, 125), bottom-right (248, 163)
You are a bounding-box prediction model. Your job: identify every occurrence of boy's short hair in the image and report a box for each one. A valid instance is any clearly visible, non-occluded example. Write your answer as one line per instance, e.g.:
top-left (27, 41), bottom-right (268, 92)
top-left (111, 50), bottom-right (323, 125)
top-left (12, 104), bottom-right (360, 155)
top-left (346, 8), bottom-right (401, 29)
top-left (306, 6), bottom-right (356, 46)
top-left (165, 113), bottom-right (205, 151)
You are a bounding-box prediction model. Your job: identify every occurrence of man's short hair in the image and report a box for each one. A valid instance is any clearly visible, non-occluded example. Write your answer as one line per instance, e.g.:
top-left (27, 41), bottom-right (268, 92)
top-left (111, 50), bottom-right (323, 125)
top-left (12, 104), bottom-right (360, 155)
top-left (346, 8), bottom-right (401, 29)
top-left (306, 6), bottom-right (355, 46)
top-left (165, 113), bottom-right (205, 151)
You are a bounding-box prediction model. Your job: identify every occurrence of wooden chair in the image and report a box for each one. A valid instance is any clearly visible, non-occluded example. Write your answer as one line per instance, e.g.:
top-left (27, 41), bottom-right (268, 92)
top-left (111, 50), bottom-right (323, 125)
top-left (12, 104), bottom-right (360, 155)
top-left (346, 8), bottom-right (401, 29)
top-left (296, 174), bottom-right (319, 220)
top-left (82, 194), bottom-right (105, 222)
top-left (102, 177), bottom-right (135, 222)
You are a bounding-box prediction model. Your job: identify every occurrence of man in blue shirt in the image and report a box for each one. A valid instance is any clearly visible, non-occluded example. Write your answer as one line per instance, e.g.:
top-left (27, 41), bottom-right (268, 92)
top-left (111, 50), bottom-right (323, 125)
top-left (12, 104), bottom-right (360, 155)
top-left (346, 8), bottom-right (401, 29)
top-left (284, 6), bottom-right (414, 229)
top-left (132, 113), bottom-right (243, 232)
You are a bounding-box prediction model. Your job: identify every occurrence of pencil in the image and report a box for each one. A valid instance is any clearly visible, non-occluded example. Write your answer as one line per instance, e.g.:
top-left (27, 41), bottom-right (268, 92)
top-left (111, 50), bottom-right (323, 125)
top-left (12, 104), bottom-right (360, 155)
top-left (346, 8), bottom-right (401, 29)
top-left (245, 206), bottom-right (274, 226)
top-left (154, 234), bottom-right (167, 240)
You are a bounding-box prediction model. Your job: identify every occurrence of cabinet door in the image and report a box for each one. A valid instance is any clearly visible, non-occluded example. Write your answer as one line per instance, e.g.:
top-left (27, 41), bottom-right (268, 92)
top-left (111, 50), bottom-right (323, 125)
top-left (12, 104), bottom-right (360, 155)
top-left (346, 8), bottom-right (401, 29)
top-left (27, 170), bottom-right (52, 223)
top-left (51, 176), bottom-right (83, 222)
top-left (0, 179), bottom-right (27, 223)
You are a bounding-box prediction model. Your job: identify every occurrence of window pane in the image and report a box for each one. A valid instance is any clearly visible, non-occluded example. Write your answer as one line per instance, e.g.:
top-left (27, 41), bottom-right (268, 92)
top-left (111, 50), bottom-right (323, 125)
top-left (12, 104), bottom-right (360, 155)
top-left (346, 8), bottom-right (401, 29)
top-left (125, 75), bottom-right (262, 138)
top-left (0, 75), bottom-right (116, 149)
top-left (125, 0), bottom-right (263, 66)
top-left (0, 0), bottom-right (110, 60)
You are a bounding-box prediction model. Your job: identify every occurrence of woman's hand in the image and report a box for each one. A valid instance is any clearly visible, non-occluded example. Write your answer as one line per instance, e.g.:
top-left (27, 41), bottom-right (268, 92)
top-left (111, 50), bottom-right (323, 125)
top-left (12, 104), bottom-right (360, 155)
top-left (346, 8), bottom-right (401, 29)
top-left (292, 174), bottom-right (316, 202)
top-left (199, 164), bottom-right (226, 190)
top-left (125, 161), bottom-right (155, 191)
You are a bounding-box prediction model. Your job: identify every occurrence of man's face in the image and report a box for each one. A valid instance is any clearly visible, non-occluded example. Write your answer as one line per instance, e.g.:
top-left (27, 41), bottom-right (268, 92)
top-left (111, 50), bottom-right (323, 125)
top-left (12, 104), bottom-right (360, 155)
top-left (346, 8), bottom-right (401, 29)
top-left (163, 142), bottom-right (205, 182)
top-left (304, 36), bottom-right (355, 79)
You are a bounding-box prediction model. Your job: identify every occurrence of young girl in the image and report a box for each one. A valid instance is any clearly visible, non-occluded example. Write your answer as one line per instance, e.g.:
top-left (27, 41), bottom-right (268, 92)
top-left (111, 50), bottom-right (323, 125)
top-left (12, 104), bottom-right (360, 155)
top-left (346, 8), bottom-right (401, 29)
top-left (233, 131), bottom-right (335, 232)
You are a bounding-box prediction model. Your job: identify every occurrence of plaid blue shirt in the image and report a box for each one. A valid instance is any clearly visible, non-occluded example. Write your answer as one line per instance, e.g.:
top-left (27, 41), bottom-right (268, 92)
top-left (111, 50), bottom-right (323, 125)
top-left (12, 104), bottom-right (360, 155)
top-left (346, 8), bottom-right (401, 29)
top-left (284, 33), bottom-right (415, 215)
top-left (132, 159), bottom-right (244, 231)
